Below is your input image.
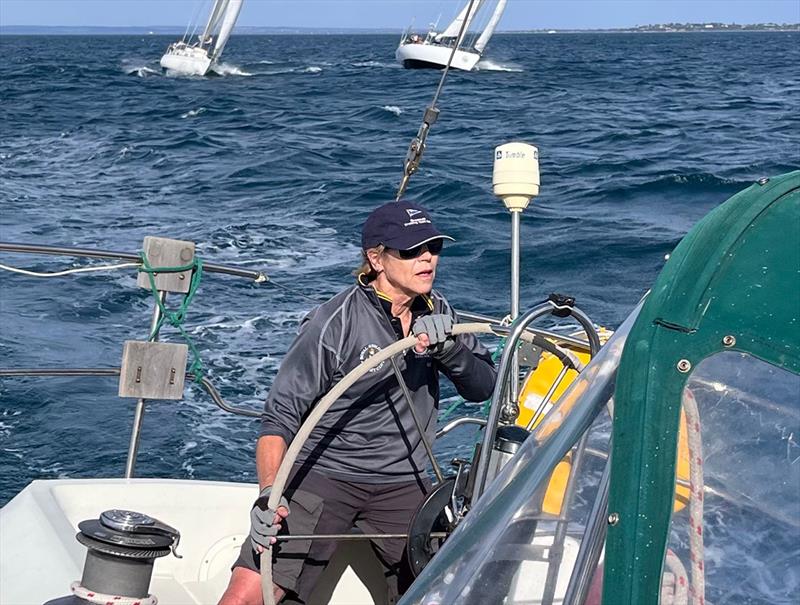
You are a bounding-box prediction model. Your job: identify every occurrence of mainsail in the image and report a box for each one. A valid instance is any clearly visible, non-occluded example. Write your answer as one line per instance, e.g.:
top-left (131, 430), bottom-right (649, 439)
top-left (435, 0), bottom-right (485, 41)
top-left (212, 0), bottom-right (243, 59)
top-left (473, 0), bottom-right (507, 53)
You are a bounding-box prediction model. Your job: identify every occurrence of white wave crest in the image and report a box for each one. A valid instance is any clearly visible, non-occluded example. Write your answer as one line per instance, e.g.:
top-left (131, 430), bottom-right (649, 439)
top-left (352, 60), bottom-right (400, 69)
top-left (304, 66), bottom-right (323, 73)
top-left (212, 62), bottom-right (254, 77)
top-left (181, 107), bottom-right (207, 119)
top-left (475, 59), bottom-right (523, 72)
top-left (382, 105), bottom-right (402, 116)
top-left (125, 65), bottom-right (160, 78)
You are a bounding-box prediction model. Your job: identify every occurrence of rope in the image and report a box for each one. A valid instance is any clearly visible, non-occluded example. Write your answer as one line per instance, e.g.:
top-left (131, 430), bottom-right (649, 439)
top-left (0, 261), bottom-right (139, 277)
top-left (138, 252), bottom-right (204, 382)
top-left (683, 388), bottom-right (706, 605)
top-left (70, 581), bottom-right (158, 605)
top-left (663, 549), bottom-right (690, 605)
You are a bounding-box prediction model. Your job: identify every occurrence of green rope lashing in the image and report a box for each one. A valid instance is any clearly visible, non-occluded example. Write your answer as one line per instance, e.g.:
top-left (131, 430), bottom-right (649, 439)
top-left (138, 251), bottom-right (205, 382)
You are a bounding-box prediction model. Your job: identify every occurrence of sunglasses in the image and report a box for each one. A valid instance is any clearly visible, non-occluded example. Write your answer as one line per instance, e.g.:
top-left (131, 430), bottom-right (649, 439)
top-left (395, 239), bottom-right (444, 260)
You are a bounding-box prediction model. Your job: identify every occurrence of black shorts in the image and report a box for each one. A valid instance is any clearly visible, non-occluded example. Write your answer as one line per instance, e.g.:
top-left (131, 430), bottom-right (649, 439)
top-left (234, 467), bottom-right (430, 604)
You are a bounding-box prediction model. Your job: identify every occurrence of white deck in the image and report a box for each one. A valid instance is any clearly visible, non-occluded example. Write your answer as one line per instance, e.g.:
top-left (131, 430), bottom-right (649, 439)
top-left (0, 479), bottom-right (384, 605)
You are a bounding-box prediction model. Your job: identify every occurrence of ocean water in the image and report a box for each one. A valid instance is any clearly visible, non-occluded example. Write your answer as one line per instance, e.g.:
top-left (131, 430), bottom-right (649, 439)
top-left (0, 30), bottom-right (798, 546)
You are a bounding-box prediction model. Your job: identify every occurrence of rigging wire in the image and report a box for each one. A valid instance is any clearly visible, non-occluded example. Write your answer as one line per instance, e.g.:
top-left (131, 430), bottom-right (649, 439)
top-left (0, 257), bottom-right (322, 306)
top-left (395, 0), bottom-right (479, 201)
top-left (188, 0), bottom-right (212, 43)
top-left (0, 261), bottom-right (140, 278)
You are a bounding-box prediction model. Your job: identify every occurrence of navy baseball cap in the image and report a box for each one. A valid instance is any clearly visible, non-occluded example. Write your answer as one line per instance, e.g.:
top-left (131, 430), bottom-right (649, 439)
top-left (361, 200), bottom-right (454, 250)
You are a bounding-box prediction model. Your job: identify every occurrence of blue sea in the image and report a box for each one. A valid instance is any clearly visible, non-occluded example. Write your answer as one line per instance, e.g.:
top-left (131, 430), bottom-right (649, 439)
top-left (1, 32), bottom-right (798, 594)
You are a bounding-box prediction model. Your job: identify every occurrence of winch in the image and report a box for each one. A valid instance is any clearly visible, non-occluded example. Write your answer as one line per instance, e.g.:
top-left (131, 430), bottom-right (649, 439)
top-left (44, 510), bottom-right (180, 605)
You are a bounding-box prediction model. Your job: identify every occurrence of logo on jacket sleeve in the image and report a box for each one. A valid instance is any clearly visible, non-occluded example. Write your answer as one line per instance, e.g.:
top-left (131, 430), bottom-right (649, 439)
top-left (359, 343), bottom-right (385, 373)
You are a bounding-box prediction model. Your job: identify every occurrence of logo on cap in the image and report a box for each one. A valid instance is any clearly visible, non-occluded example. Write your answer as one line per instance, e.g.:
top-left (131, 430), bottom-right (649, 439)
top-left (406, 209), bottom-right (422, 218)
top-left (496, 150), bottom-right (503, 160)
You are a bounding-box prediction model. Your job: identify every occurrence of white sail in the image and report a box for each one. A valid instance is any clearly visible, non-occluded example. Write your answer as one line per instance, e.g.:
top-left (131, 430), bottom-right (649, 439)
top-left (473, 0), bottom-right (507, 53)
top-left (435, 0), bottom-right (484, 41)
top-left (201, 0), bottom-right (230, 45)
top-left (212, 0), bottom-right (243, 59)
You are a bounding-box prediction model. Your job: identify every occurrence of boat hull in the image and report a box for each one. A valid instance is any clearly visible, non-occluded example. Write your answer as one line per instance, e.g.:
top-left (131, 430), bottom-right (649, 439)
top-left (160, 46), bottom-right (213, 76)
top-left (395, 42), bottom-right (481, 71)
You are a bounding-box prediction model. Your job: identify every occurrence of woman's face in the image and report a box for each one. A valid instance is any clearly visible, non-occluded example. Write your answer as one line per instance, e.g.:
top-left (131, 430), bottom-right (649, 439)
top-left (369, 242), bottom-right (441, 297)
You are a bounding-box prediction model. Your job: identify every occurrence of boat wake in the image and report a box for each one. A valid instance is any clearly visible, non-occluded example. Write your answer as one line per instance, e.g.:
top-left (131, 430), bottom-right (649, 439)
top-left (352, 60), bottom-right (401, 69)
top-left (475, 59), bottom-right (523, 72)
top-left (211, 62), bottom-right (253, 77)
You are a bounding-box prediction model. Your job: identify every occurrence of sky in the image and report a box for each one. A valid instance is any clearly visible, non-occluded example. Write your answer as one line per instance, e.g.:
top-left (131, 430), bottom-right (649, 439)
top-left (1, 0), bottom-right (798, 30)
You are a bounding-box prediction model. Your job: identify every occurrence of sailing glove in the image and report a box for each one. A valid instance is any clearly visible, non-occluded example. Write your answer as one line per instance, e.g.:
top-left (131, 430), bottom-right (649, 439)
top-left (250, 486), bottom-right (290, 550)
top-left (413, 314), bottom-right (455, 356)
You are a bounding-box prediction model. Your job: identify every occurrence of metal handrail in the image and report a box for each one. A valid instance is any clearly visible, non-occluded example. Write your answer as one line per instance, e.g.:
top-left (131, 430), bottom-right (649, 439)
top-left (457, 309), bottom-right (594, 353)
top-left (0, 367), bottom-right (262, 419)
top-left (0, 242), bottom-right (267, 282)
top-left (435, 416), bottom-right (487, 439)
top-left (473, 302), bottom-right (560, 498)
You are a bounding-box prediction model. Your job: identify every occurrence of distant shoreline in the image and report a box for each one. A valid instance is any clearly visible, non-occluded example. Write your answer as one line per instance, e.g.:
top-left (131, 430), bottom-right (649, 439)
top-left (1, 24), bottom-right (798, 36)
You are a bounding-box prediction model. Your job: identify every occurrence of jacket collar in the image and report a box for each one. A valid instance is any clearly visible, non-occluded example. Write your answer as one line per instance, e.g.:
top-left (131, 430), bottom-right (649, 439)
top-left (357, 273), bottom-right (434, 320)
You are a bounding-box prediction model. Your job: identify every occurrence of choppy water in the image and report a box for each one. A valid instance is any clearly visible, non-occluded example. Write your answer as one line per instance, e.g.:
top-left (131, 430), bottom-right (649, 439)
top-left (1, 30), bottom-right (798, 549)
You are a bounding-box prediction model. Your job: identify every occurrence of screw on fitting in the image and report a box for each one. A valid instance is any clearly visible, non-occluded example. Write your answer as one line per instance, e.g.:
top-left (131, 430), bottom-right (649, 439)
top-left (677, 359), bottom-right (692, 373)
top-left (722, 335), bottom-right (736, 347)
top-left (608, 512), bottom-right (620, 526)
top-left (757, 177), bottom-right (769, 186)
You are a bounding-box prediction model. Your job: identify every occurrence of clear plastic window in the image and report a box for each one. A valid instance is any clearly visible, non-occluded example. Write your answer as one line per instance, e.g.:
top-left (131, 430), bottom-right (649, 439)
top-left (662, 352), bottom-right (800, 604)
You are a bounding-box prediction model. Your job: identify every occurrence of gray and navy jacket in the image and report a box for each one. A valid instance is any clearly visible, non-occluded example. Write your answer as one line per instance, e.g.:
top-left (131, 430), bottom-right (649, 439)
top-left (260, 280), bottom-right (497, 483)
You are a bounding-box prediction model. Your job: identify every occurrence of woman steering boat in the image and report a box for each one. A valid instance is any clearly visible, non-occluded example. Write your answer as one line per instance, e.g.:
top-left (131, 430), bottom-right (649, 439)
top-left (219, 200), bottom-right (497, 605)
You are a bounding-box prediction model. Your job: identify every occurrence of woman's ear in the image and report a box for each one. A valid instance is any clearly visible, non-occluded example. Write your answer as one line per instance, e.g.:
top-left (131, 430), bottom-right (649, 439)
top-left (366, 248), bottom-right (384, 274)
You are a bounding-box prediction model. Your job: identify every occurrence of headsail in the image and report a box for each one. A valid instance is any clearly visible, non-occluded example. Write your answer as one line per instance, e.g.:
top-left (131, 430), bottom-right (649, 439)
top-left (212, 0), bottom-right (243, 59)
top-left (474, 0), bottom-right (507, 53)
top-left (435, 0), bottom-right (485, 41)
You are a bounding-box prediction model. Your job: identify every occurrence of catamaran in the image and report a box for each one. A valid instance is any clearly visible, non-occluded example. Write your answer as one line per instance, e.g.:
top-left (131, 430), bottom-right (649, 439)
top-left (396, 0), bottom-right (508, 70)
top-left (160, 0), bottom-right (243, 76)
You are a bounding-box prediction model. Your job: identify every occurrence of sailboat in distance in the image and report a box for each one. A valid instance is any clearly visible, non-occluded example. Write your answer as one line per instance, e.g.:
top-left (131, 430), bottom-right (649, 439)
top-left (160, 0), bottom-right (243, 76)
top-left (396, 0), bottom-right (507, 70)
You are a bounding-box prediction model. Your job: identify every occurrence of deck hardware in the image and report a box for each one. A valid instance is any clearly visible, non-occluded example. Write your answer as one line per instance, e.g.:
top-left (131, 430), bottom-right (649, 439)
top-left (607, 512), bottom-right (619, 526)
top-left (677, 359), bottom-right (692, 373)
top-left (722, 335), bottom-right (736, 347)
top-left (119, 341), bottom-right (188, 400)
top-left (136, 236), bottom-right (196, 294)
top-left (757, 177), bottom-right (770, 185)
